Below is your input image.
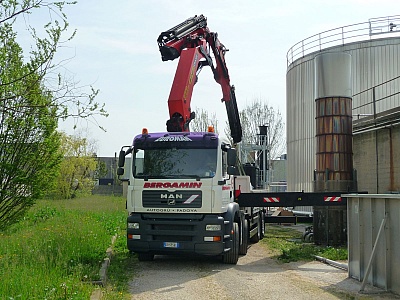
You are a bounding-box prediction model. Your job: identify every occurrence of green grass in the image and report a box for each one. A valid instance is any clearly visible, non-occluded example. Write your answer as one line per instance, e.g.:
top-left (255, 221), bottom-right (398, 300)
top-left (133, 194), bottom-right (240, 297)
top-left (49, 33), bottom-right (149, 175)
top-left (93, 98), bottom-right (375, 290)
top-left (1, 200), bottom-right (349, 299)
top-left (0, 195), bottom-right (126, 300)
top-left (261, 224), bottom-right (348, 263)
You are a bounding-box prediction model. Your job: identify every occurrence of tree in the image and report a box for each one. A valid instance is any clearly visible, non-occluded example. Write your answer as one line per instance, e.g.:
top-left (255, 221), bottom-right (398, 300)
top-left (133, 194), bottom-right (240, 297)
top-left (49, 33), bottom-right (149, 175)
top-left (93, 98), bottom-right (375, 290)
top-left (53, 133), bottom-right (98, 199)
top-left (0, 26), bottom-right (62, 229)
top-left (190, 107), bottom-right (219, 133)
top-left (225, 98), bottom-right (285, 161)
top-left (0, 1), bottom-right (107, 229)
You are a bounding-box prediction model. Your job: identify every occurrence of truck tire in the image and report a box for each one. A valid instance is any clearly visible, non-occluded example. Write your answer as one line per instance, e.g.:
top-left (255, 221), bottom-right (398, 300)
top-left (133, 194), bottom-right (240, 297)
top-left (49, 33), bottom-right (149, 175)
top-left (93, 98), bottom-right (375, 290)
top-left (302, 231), bottom-right (309, 242)
top-left (223, 222), bottom-right (239, 264)
top-left (250, 215), bottom-right (262, 243)
top-left (138, 252), bottom-right (154, 261)
top-left (260, 211), bottom-right (265, 240)
top-left (239, 219), bottom-right (249, 255)
top-left (305, 232), bottom-right (314, 243)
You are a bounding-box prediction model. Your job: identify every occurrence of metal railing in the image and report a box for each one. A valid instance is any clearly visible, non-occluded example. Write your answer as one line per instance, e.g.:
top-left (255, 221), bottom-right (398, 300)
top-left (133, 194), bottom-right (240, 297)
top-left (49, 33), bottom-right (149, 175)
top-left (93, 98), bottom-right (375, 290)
top-left (352, 75), bottom-right (400, 124)
top-left (287, 15), bottom-right (400, 67)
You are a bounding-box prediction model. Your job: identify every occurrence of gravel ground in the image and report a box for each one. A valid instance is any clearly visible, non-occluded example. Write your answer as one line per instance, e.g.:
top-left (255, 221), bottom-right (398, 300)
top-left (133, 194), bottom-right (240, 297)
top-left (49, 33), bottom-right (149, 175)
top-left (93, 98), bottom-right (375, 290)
top-left (128, 242), bottom-right (399, 300)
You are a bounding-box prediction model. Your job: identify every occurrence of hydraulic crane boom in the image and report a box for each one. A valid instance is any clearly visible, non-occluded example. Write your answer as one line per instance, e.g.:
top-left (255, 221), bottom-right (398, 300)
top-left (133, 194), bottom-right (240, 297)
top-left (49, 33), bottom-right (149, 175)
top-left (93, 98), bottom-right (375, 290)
top-left (157, 14), bottom-right (242, 144)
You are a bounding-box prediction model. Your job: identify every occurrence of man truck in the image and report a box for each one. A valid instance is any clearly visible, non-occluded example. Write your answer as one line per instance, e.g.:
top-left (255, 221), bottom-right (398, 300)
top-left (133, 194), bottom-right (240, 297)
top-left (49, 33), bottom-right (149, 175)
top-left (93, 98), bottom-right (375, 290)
top-left (118, 15), bottom-right (264, 264)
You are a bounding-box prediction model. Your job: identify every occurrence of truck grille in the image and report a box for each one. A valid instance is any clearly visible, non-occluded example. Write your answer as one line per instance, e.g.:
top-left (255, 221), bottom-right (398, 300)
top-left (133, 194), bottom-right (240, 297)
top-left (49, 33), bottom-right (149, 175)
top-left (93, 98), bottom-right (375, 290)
top-left (142, 190), bottom-right (202, 208)
top-left (152, 221), bottom-right (196, 242)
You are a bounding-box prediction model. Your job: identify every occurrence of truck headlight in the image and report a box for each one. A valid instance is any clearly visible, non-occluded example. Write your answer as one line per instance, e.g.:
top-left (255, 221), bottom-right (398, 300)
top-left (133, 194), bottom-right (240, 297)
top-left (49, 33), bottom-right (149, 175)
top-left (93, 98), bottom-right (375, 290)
top-left (128, 222), bottom-right (140, 229)
top-left (206, 224), bottom-right (221, 231)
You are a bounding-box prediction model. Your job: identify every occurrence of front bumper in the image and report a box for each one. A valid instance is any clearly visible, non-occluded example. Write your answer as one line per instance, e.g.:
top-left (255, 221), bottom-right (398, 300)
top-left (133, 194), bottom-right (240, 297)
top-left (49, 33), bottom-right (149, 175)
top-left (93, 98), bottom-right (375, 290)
top-left (127, 213), bottom-right (227, 256)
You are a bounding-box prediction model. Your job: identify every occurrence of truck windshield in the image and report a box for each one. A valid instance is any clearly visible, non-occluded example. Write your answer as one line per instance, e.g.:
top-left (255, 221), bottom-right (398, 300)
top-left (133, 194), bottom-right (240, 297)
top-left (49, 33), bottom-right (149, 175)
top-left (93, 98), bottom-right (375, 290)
top-left (133, 148), bottom-right (217, 179)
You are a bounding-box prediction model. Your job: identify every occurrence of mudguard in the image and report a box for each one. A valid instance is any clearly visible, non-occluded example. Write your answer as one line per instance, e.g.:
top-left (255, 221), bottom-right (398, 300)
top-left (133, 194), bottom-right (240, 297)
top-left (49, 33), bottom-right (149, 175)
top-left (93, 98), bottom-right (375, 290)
top-left (223, 202), bottom-right (241, 250)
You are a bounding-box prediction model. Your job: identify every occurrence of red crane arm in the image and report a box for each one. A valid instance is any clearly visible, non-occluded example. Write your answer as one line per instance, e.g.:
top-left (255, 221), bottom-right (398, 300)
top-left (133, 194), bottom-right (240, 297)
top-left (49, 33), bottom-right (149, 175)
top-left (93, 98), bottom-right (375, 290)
top-left (157, 15), bottom-right (242, 143)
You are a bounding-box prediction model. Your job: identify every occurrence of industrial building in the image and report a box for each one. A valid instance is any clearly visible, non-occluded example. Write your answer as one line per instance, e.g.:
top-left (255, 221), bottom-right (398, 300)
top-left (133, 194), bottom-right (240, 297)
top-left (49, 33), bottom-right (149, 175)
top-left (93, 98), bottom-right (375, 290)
top-left (286, 15), bottom-right (400, 193)
top-left (286, 16), bottom-right (400, 293)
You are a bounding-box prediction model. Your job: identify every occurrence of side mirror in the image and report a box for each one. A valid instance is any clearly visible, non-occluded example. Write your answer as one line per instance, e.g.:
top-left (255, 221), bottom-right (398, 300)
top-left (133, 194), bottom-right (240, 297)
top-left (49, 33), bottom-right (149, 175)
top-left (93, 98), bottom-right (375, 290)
top-left (118, 150), bottom-right (126, 168)
top-left (227, 166), bottom-right (237, 175)
top-left (227, 148), bottom-right (237, 166)
top-left (117, 167), bottom-right (124, 176)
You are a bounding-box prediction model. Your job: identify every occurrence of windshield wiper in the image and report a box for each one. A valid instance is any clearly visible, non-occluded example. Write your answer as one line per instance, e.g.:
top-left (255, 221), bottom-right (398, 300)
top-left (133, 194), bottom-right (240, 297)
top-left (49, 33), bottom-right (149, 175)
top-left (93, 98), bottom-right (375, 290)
top-left (136, 174), bottom-right (201, 180)
top-left (174, 174), bottom-right (201, 179)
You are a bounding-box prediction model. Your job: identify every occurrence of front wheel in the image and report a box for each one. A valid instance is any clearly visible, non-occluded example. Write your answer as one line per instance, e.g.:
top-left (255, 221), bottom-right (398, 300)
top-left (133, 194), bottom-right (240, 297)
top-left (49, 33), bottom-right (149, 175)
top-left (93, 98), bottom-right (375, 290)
top-left (223, 222), bottom-right (239, 264)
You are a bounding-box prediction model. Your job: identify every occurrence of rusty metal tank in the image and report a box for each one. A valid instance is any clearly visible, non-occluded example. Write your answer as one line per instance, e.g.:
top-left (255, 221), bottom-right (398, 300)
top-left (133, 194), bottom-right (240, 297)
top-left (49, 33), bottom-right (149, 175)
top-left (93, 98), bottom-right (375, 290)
top-left (314, 52), bottom-right (357, 192)
top-left (313, 52), bottom-right (356, 246)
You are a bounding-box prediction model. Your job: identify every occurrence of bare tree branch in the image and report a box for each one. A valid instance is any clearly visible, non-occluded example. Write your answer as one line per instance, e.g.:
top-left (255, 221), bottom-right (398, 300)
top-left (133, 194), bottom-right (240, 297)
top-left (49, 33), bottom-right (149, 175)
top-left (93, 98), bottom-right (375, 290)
top-left (0, 0), bottom-right (43, 25)
top-left (225, 98), bottom-right (286, 160)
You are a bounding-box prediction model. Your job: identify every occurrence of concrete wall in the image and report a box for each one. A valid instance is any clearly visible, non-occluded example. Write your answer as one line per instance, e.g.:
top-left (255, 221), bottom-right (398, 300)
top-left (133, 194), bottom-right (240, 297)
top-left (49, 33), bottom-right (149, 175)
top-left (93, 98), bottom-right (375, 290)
top-left (353, 122), bottom-right (400, 193)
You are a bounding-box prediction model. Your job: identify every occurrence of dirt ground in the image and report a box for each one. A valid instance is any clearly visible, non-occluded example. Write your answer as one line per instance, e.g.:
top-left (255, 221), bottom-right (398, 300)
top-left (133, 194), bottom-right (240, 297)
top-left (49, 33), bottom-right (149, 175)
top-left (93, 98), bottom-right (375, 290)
top-left (128, 240), bottom-right (399, 300)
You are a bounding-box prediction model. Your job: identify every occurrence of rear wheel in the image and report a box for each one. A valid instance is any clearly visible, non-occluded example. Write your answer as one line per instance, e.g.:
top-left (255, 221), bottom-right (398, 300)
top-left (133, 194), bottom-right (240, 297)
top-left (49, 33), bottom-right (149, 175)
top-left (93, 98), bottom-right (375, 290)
top-left (250, 212), bottom-right (265, 243)
top-left (138, 253), bottom-right (154, 261)
top-left (260, 211), bottom-right (265, 240)
top-left (239, 219), bottom-right (249, 255)
top-left (250, 217), bottom-right (261, 243)
top-left (223, 222), bottom-right (239, 264)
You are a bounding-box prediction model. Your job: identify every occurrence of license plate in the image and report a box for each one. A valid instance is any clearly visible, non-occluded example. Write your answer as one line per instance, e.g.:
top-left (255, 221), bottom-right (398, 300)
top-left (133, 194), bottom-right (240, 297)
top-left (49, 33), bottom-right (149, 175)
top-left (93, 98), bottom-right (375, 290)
top-left (163, 242), bottom-right (179, 248)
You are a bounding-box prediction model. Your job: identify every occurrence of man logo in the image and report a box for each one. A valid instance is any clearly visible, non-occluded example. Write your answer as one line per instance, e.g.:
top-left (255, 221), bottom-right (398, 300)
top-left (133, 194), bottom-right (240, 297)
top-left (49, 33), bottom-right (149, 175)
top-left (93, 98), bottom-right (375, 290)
top-left (168, 199), bottom-right (176, 205)
top-left (161, 194), bottom-right (183, 199)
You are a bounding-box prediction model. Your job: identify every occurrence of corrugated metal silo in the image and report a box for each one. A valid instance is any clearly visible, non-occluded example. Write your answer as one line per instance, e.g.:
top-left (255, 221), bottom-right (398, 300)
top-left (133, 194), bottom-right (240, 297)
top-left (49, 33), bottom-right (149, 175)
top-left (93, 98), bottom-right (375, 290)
top-left (286, 16), bottom-right (400, 193)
